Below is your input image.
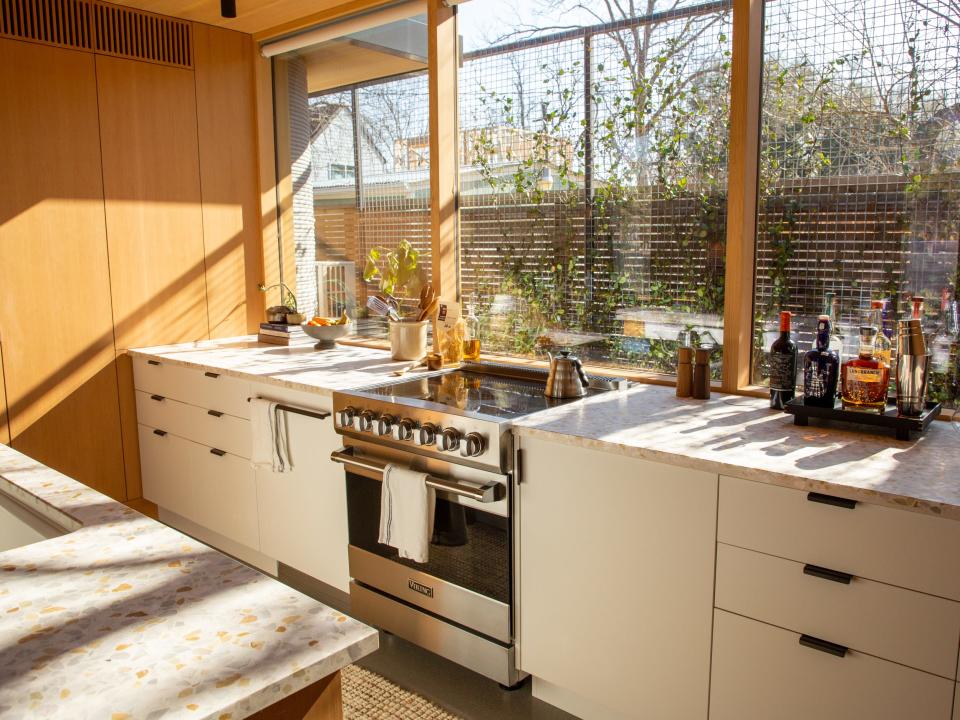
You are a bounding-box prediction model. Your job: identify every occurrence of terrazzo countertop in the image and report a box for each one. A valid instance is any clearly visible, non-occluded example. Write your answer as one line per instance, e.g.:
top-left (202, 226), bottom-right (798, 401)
top-left (0, 444), bottom-right (379, 719)
top-left (513, 383), bottom-right (960, 520)
top-left (129, 336), bottom-right (411, 396)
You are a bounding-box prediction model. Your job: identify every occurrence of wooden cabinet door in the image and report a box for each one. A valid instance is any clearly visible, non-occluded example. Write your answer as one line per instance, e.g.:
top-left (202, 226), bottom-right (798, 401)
top-left (517, 436), bottom-right (718, 720)
top-left (0, 39), bottom-right (125, 498)
top-left (254, 387), bottom-right (349, 592)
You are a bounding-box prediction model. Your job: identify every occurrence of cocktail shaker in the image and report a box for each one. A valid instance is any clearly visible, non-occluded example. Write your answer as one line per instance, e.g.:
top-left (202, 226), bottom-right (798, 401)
top-left (896, 319), bottom-right (929, 416)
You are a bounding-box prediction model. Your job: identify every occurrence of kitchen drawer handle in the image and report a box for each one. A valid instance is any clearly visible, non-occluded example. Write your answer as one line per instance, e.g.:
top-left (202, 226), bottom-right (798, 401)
top-left (803, 563), bottom-right (853, 585)
top-left (207, 409), bottom-right (223, 418)
top-left (150, 394), bottom-right (165, 402)
top-left (807, 492), bottom-right (857, 510)
top-left (799, 634), bottom-right (847, 658)
top-left (204, 371), bottom-right (220, 379)
top-left (147, 359), bottom-right (161, 366)
top-left (209, 448), bottom-right (226, 457)
top-left (153, 429), bottom-right (167, 437)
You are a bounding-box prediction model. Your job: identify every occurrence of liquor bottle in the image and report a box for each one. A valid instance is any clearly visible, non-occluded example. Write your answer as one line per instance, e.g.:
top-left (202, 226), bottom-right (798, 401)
top-left (803, 315), bottom-right (840, 407)
top-left (881, 298), bottom-right (897, 399)
top-left (871, 300), bottom-right (893, 371)
top-left (841, 322), bottom-right (889, 412)
top-left (768, 311), bottom-right (798, 409)
top-left (824, 292), bottom-right (844, 359)
top-left (462, 304), bottom-right (481, 361)
top-left (912, 295), bottom-right (925, 320)
top-left (931, 289), bottom-right (954, 373)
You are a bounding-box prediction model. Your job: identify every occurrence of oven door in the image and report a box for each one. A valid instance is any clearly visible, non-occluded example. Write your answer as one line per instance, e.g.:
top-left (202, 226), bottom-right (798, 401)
top-left (333, 440), bottom-right (512, 644)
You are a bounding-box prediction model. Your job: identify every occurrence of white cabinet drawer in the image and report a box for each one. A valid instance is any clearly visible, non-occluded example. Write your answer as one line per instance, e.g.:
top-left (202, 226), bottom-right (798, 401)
top-left (718, 475), bottom-right (960, 599)
top-left (138, 424), bottom-right (258, 549)
top-left (710, 609), bottom-right (954, 720)
top-left (132, 357), bottom-right (250, 418)
top-left (715, 543), bottom-right (960, 678)
top-left (136, 390), bottom-right (251, 459)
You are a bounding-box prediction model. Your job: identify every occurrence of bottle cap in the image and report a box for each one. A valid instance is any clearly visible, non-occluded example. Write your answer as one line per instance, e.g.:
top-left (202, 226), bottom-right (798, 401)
top-left (778, 311), bottom-right (792, 331)
top-left (870, 299), bottom-right (883, 309)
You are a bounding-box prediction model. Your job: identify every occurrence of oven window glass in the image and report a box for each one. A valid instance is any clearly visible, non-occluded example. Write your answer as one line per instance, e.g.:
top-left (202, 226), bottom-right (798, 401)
top-left (346, 472), bottom-right (510, 604)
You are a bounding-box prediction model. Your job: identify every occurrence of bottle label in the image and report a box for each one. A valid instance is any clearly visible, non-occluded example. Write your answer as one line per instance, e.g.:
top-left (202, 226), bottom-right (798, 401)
top-left (849, 368), bottom-right (882, 383)
top-left (769, 353), bottom-right (797, 391)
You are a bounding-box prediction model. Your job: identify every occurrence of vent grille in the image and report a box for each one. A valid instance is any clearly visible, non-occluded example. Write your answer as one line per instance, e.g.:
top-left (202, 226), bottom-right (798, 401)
top-left (0, 0), bottom-right (192, 68)
top-left (0, 0), bottom-right (93, 50)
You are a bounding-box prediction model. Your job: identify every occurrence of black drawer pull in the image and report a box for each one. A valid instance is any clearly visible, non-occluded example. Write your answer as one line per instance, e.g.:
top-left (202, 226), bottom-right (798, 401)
top-left (204, 371), bottom-right (220, 379)
top-left (207, 409), bottom-right (223, 418)
top-left (209, 448), bottom-right (226, 456)
top-left (147, 359), bottom-right (160, 366)
top-left (153, 429), bottom-right (167, 437)
top-left (150, 394), bottom-right (165, 402)
top-left (803, 563), bottom-right (853, 585)
top-left (799, 634), bottom-right (847, 658)
top-left (807, 492), bottom-right (857, 510)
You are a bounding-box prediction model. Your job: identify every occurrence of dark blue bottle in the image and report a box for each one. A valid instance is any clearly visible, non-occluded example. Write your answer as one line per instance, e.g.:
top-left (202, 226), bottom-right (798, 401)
top-left (803, 315), bottom-right (840, 407)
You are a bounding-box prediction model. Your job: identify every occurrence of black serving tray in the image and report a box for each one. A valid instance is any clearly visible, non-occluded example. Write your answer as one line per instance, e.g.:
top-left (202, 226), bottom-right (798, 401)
top-left (784, 398), bottom-right (942, 441)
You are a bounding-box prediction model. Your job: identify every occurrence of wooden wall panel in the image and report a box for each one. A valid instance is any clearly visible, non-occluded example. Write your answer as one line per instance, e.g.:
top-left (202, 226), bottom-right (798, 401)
top-left (0, 342), bottom-right (9, 445)
top-left (97, 54), bottom-right (209, 499)
top-left (193, 23), bottom-right (262, 336)
top-left (0, 39), bottom-right (125, 498)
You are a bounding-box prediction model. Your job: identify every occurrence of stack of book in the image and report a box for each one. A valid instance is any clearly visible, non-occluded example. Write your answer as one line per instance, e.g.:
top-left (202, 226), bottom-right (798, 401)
top-left (258, 322), bottom-right (299, 346)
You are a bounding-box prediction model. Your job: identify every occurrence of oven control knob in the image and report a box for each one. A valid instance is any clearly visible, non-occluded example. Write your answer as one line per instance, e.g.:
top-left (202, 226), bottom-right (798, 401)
top-left (440, 427), bottom-right (462, 452)
top-left (358, 410), bottom-right (377, 432)
top-left (337, 406), bottom-right (357, 428)
top-left (393, 418), bottom-right (417, 442)
top-left (416, 423), bottom-right (439, 446)
top-left (461, 432), bottom-right (485, 458)
top-left (375, 414), bottom-right (397, 437)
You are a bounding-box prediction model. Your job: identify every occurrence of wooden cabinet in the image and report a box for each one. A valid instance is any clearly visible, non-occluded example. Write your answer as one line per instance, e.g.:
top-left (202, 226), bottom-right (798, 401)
top-left (516, 435), bottom-right (718, 720)
top-left (710, 609), bottom-right (954, 720)
top-left (0, 39), bottom-right (126, 499)
top-left (252, 384), bottom-right (350, 593)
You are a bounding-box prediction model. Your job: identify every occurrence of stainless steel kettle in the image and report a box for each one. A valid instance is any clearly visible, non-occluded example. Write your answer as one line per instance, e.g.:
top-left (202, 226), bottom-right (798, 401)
top-left (545, 350), bottom-right (590, 398)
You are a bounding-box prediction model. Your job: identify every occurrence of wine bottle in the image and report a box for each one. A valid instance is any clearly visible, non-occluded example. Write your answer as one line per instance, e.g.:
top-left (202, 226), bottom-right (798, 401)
top-left (769, 310), bottom-right (798, 409)
top-left (803, 315), bottom-right (840, 407)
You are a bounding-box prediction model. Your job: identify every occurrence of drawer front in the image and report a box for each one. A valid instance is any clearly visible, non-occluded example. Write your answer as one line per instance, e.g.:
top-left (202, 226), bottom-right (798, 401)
top-left (710, 609), bottom-right (954, 720)
top-left (719, 475), bottom-right (960, 600)
top-left (136, 390), bottom-right (251, 459)
top-left (132, 357), bottom-right (250, 418)
top-left (716, 543), bottom-right (960, 678)
top-left (138, 424), bottom-right (258, 550)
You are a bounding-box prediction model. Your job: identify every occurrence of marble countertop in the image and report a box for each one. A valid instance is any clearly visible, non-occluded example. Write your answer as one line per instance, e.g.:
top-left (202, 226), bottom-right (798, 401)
top-left (129, 337), bottom-right (960, 520)
top-left (0, 444), bottom-right (379, 719)
top-left (129, 336), bottom-right (411, 396)
top-left (513, 383), bottom-right (960, 519)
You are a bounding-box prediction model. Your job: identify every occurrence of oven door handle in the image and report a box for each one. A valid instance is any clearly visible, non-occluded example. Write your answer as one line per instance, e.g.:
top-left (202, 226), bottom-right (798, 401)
top-left (330, 447), bottom-right (505, 503)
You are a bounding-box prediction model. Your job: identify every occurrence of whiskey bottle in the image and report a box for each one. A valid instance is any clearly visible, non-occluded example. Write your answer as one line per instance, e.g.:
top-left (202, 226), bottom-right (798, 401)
top-left (871, 300), bottom-right (893, 371)
top-left (769, 311), bottom-right (798, 409)
top-left (841, 322), bottom-right (889, 412)
top-left (803, 315), bottom-right (840, 408)
top-left (823, 292), bottom-right (845, 360)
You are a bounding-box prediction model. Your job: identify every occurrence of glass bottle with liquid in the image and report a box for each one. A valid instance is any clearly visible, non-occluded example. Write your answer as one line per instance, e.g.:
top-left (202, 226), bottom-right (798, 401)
top-left (463, 304), bottom-right (481, 361)
top-left (803, 315), bottom-right (840, 408)
top-left (841, 321), bottom-right (889, 412)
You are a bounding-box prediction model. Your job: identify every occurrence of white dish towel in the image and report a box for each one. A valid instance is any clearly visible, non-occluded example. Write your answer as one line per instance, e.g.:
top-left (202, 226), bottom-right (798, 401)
top-left (249, 398), bottom-right (292, 473)
top-left (378, 464), bottom-right (435, 563)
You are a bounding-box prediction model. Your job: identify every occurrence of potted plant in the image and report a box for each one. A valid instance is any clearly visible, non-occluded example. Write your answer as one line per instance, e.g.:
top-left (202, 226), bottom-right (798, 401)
top-left (257, 281), bottom-right (303, 325)
top-left (364, 240), bottom-right (430, 360)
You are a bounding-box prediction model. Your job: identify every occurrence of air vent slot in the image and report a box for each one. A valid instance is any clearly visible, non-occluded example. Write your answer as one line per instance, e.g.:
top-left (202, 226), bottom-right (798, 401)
top-left (0, 0), bottom-right (192, 69)
top-left (93, 2), bottom-right (192, 68)
top-left (0, 0), bottom-right (93, 50)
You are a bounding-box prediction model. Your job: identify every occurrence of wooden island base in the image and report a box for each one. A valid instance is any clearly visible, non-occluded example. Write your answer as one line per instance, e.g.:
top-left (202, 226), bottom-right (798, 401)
top-left (250, 670), bottom-right (343, 720)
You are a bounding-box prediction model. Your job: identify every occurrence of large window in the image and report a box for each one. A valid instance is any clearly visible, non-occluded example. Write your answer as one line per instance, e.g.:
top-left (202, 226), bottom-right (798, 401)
top-left (751, 0), bottom-right (960, 405)
top-left (458, 0), bottom-right (733, 375)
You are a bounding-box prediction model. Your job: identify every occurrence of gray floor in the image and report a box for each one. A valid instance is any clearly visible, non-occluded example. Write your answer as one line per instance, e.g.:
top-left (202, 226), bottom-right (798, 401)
top-left (280, 565), bottom-right (577, 720)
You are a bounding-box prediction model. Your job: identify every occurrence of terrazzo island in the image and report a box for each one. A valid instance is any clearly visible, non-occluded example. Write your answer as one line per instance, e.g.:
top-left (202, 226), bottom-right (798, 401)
top-left (0, 444), bottom-right (379, 719)
top-left (132, 335), bottom-right (960, 520)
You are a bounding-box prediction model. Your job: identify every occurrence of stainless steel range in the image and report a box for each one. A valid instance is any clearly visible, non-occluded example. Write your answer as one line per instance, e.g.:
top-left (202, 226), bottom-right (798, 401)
top-left (330, 361), bottom-right (624, 687)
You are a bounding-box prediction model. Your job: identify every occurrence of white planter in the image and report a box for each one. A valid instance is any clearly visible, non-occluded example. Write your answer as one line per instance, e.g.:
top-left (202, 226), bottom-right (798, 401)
top-left (389, 320), bottom-right (429, 361)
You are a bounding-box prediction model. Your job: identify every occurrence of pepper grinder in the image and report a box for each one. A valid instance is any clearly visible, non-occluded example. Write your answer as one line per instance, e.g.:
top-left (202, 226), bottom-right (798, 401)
top-left (676, 346), bottom-right (693, 398)
top-left (692, 346), bottom-right (712, 400)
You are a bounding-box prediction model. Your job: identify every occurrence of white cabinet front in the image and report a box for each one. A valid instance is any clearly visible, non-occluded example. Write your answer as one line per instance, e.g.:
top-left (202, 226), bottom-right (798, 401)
top-left (516, 436), bottom-right (718, 720)
top-left (252, 386), bottom-right (349, 593)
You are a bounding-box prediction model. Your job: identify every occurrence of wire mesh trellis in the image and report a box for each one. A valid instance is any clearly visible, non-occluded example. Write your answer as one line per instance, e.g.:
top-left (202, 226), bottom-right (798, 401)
top-left (752, 0), bottom-right (960, 406)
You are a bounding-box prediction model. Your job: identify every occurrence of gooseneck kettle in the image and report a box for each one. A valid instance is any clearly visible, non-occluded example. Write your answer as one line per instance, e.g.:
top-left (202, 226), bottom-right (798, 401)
top-left (545, 351), bottom-right (590, 398)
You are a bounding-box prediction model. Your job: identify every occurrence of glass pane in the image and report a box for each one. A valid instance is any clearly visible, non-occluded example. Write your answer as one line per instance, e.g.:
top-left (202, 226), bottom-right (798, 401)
top-left (752, 0), bottom-right (960, 407)
top-left (458, 1), bottom-right (732, 376)
top-left (271, 13), bottom-right (429, 337)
